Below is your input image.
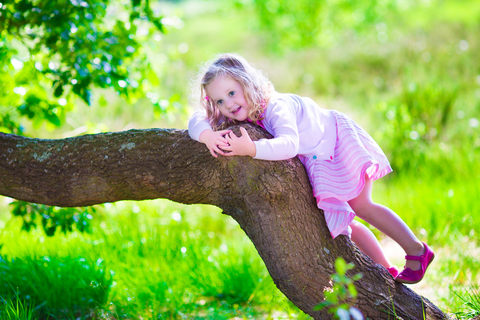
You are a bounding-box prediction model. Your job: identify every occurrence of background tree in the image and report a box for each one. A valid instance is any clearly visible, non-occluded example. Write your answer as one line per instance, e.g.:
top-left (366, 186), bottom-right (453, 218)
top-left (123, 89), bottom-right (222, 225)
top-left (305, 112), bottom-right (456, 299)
top-left (0, 0), bottom-right (173, 134)
top-left (1, 0), bottom-right (186, 233)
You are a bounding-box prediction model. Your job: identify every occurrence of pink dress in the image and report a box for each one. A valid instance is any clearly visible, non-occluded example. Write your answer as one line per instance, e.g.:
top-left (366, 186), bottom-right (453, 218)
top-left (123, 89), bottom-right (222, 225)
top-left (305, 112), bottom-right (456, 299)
top-left (299, 110), bottom-right (392, 238)
top-left (189, 92), bottom-right (392, 239)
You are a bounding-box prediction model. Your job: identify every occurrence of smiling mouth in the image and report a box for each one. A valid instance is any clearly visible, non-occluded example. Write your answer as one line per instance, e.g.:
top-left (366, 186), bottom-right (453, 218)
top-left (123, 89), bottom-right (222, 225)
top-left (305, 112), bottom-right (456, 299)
top-left (232, 106), bottom-right (241, 114)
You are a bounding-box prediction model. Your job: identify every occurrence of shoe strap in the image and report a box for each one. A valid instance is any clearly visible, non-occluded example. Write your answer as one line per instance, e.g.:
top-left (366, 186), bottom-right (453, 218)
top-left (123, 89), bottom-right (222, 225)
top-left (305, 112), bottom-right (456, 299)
top-left (405, 254), bottom-right (423, 261)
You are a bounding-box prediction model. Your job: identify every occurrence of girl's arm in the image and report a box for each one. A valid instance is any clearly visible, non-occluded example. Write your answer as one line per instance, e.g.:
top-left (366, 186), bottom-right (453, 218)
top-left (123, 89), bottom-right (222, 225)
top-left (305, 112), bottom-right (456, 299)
top-left (220, 100), bottom-right (299, 160)
top-left (188, 110), bottom-right (231, 158)
top-left (188, 110), bottom-right (214, 141)
top-left (252, 100), bottom-right (299, 160)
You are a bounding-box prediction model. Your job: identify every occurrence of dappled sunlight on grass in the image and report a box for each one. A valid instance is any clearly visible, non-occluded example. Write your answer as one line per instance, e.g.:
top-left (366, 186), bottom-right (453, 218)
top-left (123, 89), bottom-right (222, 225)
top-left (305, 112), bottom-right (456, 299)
top-left (0, 199), bottom-right (307, 319)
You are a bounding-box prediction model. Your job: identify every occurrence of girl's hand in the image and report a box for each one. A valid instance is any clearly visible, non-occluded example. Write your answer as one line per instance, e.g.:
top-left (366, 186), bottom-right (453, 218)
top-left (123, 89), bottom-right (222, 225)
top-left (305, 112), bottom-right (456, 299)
top-left (199, 129), bottom-right (232, 158)
top-left (221, 127), bottom-right (256, 157)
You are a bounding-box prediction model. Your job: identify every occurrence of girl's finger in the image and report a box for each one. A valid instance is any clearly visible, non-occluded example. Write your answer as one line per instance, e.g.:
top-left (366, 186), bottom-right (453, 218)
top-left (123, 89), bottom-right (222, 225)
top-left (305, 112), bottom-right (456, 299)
top-left (228, 131), bottom-right (238, 139)
top-left (239, 127), bottom-right (248, 136)
top-left (217, 138), bottom-right (229, 145)
top-left (208, 148), bottom-right (217, 158)
top-left (213, 145), bottom-right (224, 155)
top-left (219, 145), bottom-right (233, 151)
top-left (223, 151), bottom-right (236, 157)
top-left (218, 129), bottom-right (232, 135)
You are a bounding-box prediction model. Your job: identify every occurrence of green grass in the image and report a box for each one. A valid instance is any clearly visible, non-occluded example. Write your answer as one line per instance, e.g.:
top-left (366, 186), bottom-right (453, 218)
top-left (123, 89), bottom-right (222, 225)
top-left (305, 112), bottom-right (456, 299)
top-left (454, 286), bottom-right (480, 319)
top-left (2, 0), bottom-right (480, 318)
top-left (0, 254), bottom-right (111, 319)
top-left (2, 179), bottom-right (479, 318)
top-left (374, 177), bottom-right (480, 247)
top-left (372, 175), bottom-right (480, 311)
top-left (2, 174), bottom-right (480, 318)
top-left (0, 298), bottom-right (36, 320)
top-left (0, 200), bottom-right (307, 319)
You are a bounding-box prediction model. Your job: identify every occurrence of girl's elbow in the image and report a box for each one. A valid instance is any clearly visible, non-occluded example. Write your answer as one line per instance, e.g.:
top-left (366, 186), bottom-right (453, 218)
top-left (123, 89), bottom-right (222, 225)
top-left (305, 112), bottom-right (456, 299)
top-left (285, 144), bottom-right (299, 159)
top-left (187, 119), bottom-right (197, 132)
top-left (292, 142), bottom-right (300, 157)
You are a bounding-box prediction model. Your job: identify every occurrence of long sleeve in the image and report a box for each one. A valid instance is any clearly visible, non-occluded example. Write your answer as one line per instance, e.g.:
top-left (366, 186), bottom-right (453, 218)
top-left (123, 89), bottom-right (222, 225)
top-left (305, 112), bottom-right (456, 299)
top-left (253, 92), bottom-right (337, 161)
top-left (188, 110), bottom-right (212, 142)
top-left (188, 92), bottom-right (336, 162)
top-left (253, 100), bottom-right (300, 161)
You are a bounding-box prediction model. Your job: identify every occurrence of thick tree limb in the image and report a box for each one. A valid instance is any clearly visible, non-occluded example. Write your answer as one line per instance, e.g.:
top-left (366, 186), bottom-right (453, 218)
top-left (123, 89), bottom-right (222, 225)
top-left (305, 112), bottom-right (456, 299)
top-left (0, 126), bottom-right (449, 319)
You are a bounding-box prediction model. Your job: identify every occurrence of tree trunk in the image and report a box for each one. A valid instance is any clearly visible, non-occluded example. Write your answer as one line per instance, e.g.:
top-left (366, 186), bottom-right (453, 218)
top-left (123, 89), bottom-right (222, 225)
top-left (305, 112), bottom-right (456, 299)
top-left (0, 126), bottom-right (449, 319)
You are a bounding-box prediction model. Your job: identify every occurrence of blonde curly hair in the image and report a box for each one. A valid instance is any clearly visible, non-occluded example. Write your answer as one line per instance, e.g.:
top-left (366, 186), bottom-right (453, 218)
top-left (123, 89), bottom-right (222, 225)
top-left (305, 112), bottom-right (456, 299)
top-left (193, 53), bottom-right (273, 130)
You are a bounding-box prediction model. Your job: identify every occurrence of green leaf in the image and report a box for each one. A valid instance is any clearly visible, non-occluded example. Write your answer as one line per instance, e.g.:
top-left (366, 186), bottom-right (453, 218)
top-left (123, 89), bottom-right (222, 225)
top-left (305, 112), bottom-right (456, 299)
top-left (352, 273), bottom-right (363, 281)
top-left (313, 300), bottom-right (333, 311)
top-left (348, 283), bottom-right (358, 298)
top-left (53, 82), bottom-right (64, 97)
top-left (335, 257), bottom-right (347, 275)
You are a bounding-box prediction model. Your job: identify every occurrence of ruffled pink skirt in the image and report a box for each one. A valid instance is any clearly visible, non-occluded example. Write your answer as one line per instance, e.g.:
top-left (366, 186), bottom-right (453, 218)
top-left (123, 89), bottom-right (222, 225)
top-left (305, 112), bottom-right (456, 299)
top-left (299, 111), bottom-right (392, 238)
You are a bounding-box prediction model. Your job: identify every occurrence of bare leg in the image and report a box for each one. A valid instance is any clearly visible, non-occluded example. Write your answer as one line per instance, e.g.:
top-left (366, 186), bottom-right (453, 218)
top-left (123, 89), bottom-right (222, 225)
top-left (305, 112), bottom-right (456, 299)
top-left (350, 220), bottom-right (393, 269)
top-left (348, 176), bottom-right (424, 271)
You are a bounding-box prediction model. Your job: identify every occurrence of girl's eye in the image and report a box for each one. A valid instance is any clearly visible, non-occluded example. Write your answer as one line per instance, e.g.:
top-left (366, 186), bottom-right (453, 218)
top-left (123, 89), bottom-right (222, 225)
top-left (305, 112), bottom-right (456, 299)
top-left (216, 99), bottom-right (223, 106)
top-left (229, 91), bottom-right (235, 97)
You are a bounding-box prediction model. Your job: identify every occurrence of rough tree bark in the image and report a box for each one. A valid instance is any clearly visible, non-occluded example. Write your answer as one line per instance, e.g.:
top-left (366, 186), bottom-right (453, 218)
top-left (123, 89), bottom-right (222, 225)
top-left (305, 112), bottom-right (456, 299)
top-left (0, 125), bottom-right (449, 319)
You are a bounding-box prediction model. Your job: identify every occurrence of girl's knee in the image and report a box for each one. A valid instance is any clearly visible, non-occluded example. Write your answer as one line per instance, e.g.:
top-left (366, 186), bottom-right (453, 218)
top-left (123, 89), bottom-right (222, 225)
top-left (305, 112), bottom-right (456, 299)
top-left (349, 176), bottom-right (375, 218)
top-left (349, 198), bottom-right (376, 219)
top-left (350, 220), bottom-right (361, 229)
top-left (349, 220), bottom-right (363, 236)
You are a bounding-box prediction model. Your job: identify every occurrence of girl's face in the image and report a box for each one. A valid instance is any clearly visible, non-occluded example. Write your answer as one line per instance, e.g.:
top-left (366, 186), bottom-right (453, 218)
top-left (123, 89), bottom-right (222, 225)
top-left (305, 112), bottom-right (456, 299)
top-left (206, 75), bottom-right (251, 122)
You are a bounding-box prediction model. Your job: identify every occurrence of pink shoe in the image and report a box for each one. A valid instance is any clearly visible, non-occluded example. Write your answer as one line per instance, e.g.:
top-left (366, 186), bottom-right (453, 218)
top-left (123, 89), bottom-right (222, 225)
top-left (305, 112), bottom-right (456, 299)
top-left (396, 242), bottom-right (435, 284)
top-left (387, 266), bottom-right (399, 278)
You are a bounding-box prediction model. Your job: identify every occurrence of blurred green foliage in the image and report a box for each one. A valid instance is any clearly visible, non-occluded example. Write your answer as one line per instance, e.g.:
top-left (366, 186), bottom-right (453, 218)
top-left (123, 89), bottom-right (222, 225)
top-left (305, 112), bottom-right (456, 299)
top-left (0, 0), bottom-right (169, 134)
top-left (0, 0), bottom-right (187, 235)
top-left (10, 201), bottom-right (95, 236)
top-left (0, 201), bottom-right (301, 319)
top-left (232, 0), bottom-right (427, 50)
top-left (314, 257), bottom-right (363, 319)
top-left (376, 82), bottom-right (458, 172)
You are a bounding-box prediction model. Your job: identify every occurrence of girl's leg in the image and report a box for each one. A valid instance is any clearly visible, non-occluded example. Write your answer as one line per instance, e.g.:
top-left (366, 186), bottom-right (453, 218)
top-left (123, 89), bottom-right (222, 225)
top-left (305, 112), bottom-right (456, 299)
top-left (350, 220), bottom-right (394, 269)
top-left (348, 176), bottom-right (424, 271)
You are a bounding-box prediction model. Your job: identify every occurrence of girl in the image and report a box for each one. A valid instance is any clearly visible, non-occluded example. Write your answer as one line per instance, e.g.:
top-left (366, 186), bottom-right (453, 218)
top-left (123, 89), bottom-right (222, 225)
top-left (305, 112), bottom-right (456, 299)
top-left (188, 53), bottom-right (434, 284)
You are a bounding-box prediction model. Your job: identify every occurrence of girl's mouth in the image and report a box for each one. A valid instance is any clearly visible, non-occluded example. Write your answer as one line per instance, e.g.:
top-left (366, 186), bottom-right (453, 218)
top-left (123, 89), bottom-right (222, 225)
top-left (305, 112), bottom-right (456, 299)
top-left (232, 106), bottom-right (241, 114)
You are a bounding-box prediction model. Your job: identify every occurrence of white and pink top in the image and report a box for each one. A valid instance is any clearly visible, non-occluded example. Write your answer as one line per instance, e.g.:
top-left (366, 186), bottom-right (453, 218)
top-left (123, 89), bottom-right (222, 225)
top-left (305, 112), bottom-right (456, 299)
top-left (188, 91), bottom-right (338, 162)
top-left (189, 91), bottom-right (392, 239)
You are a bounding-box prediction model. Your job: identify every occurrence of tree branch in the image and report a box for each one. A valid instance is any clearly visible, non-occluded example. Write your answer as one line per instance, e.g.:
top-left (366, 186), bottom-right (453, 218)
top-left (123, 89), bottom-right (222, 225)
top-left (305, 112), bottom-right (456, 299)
top-left (0, 126), bottom-right (449, 319)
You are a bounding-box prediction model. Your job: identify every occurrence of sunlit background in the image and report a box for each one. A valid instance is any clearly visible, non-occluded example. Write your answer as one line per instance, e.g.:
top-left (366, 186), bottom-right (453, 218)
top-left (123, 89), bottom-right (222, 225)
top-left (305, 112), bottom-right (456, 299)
top-left (1, 0), bottom-right (480, 318)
